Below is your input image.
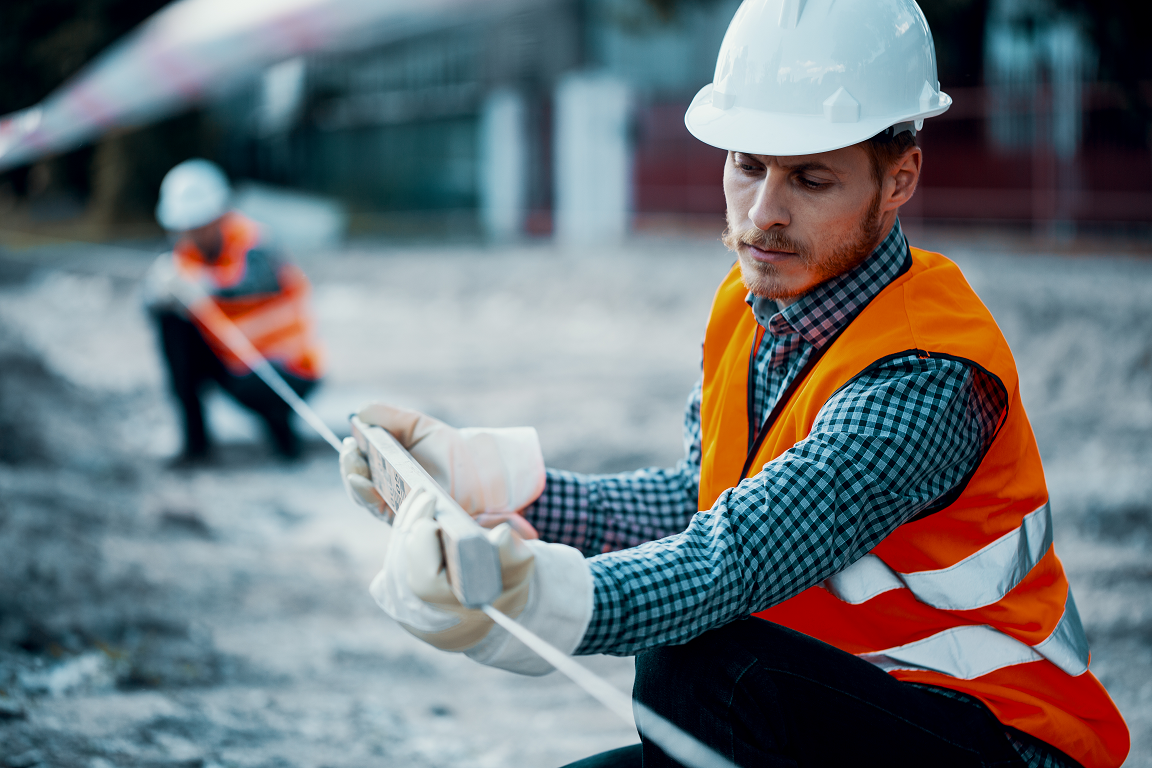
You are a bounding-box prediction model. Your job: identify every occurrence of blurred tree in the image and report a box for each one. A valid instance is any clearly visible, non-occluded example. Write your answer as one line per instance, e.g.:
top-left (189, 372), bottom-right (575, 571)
top-left (0, 0), bottom-right (169, 116)
top-left (1053, 0), bottom-right (1151, 146)
top-left (914, 0), bottom-right (991, 88)
top-left (0, 0), bottom-right (213, 230)
top-left (641, 0), bottom-right (726, 22)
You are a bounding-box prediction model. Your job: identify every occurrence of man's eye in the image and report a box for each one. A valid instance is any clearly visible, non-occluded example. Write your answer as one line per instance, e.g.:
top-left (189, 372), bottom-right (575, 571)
top-left (798, 176), bottom-right (829, 189)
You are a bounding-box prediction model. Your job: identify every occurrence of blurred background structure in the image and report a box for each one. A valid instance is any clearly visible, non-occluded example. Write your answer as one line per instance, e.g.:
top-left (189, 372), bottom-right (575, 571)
top-left (0, 0), bottom-right (1148, 245)
top-left (1, 2), bottom-right (1152, 767)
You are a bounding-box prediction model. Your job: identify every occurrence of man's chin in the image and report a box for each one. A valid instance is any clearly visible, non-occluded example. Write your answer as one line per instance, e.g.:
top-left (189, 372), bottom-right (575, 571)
top-left (738, 255), bottom-right (802, 301)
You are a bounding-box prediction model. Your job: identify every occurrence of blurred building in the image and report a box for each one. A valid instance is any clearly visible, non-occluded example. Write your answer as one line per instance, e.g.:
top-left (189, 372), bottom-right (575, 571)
top-left (904, 0), bottom-right (1152, 233)
top-left (203, 0), bottom-right (1149, 239)
top-left (205, 0), bottom-right (740, 240)
top-left (2, 0), bottom-right (1149, 239)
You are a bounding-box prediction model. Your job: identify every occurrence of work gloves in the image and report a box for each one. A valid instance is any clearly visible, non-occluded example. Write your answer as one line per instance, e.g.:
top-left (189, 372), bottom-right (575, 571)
top-left (368, 487), bottom-right (592, 675)
top-left (339, 402), bottom-right (546, 538)
top-left (339, 403), bottom-right (592, 675)
top-left (141, 254), bottom-right (212, 313)
top-left (142, 254), bottom-right (188, 311)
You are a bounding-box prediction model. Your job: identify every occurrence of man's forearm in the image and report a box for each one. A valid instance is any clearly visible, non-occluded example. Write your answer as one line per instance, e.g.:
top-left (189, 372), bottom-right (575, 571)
top-left (522, 463), bottom-right (699, 556)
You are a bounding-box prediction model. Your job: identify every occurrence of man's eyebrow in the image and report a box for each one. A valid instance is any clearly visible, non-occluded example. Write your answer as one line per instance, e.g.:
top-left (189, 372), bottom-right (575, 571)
top-left (734, 153), bottom-right (840, 174)
top-left (779, 160), bottom-right (837, 174)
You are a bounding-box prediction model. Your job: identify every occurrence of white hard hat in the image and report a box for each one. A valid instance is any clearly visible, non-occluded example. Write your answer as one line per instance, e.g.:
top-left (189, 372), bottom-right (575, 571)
top-left (155, 159), bottom-right (231, 231)
top-left (684, 0), bottom-right (951, 156)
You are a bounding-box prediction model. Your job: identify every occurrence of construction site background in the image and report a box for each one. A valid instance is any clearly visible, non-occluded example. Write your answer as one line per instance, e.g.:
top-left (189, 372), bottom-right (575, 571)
top-left (0, 0), bottom-right (1149, 240)
top-left (0, 0), bottom-right (1151, 766)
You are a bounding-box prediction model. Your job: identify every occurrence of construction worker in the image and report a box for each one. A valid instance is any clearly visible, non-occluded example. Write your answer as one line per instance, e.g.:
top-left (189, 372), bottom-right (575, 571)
top-left (145, 159), bottom-right (324, 462)
top-left (339, 1), bottom-right (1129, 765)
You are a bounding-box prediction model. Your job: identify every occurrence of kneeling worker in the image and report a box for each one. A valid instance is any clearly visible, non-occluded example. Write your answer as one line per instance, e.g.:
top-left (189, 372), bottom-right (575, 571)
top-left (146, 159), bottom-right (324, 461)
top-left (340, 1), bottom-right (1128, 765)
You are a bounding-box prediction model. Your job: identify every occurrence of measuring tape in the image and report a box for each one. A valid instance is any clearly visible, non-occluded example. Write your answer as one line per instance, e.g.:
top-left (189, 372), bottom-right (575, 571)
top-left (172, 278), bottom-right (739, 768)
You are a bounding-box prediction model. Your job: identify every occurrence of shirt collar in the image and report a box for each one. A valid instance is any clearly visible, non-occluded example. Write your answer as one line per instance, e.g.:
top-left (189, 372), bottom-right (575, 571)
top-left (746, 218), bottom-right (911, 348)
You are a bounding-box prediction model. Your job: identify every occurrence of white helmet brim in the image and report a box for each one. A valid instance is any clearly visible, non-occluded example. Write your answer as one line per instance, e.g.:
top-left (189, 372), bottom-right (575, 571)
top-left (685, 83), bottom-right (952, 157)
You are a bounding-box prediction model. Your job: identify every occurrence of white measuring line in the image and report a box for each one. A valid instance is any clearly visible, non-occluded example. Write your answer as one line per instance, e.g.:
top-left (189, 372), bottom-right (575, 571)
top-left (169, 277), bottom-right (739, 768)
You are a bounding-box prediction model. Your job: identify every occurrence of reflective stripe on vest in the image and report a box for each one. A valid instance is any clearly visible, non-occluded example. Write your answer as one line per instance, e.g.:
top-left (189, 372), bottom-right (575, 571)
top-left (825, 502), bottom-right (1054, 611)
top-left (859, 591), bottom-right (1089, 679)
top-left (229, 294), bottom-right (305, 342)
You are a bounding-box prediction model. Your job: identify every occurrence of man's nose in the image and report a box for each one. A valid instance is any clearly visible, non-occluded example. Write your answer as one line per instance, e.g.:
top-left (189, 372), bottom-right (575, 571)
top-left (748, 171), bottom-right (790, 231)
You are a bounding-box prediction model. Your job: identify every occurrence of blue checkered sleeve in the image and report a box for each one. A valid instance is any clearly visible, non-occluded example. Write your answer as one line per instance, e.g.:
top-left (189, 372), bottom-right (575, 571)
top-left (522, 379), bottom-right (703, 555)
top-left (574, 354), bottom-right (994, 656)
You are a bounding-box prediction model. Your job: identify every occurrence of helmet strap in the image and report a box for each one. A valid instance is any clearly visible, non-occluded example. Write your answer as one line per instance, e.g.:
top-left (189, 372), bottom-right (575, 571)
top-left (882, 121), bottom-right (917, 139)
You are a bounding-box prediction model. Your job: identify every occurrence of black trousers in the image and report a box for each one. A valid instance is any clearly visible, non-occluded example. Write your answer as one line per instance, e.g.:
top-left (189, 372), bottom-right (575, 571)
top-left (155, 311), bottom-right (316, 458)
top-left (565, 618), bottom-right (1035, 768)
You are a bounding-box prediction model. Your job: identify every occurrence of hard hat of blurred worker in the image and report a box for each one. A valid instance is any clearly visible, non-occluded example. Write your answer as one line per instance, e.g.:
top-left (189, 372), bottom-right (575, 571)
top-left (684, 0), bottom-right (952, 156)
top-left (156, 159), bottom-right (231, 232)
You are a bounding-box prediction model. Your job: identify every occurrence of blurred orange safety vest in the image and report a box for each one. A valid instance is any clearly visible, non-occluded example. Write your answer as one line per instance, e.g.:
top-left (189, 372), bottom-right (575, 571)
top-left (173, 212), bottom-right (323, 381)
top-left (699, 247), bottom-right (1128, 768)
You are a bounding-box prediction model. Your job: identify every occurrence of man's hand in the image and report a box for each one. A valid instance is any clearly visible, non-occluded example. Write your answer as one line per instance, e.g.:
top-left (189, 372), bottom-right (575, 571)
top-left (341, 403), bottom-right (545, 537)
top-left (369, 488), bottom-right (594, 674)
top-left (142, 254), bottom-right (215, 314)
top-left (142, 255), bottom-right (186, 311)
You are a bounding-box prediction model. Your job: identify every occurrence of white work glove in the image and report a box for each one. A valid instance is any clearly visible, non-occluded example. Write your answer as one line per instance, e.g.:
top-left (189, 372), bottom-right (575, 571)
top-left (341, 403), bottom-right (546, 537)
top-left (370, 488), bottom-right (593, 675)
top-left (141, 254), bottom-right (211, 311)
top-left (142, 255), bottom-right (183, 311)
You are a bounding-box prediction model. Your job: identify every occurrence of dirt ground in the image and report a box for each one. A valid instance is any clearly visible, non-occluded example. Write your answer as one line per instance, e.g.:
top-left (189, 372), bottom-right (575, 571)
top-left (0, 228), bottom-right (1150, 767)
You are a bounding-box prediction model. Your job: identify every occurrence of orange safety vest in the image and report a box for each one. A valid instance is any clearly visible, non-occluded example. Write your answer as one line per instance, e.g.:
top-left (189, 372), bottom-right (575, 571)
top-left (699, 248), bottom-right (1129, 767)
top-left (173, 212), bottom-right (324, 380)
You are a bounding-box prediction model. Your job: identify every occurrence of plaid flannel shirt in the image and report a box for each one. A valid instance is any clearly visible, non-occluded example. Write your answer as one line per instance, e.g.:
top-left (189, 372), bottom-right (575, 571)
top-left (522, 220), bottom-right (1073, 768)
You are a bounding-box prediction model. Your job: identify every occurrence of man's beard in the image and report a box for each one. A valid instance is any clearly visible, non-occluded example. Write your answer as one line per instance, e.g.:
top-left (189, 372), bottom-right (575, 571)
top-left (722, 191), bottom-right (884, 300)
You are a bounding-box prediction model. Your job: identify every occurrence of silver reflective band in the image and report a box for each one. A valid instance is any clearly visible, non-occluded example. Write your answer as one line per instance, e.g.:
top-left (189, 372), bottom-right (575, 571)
top-left (825, 503), bottom-right (1054, 611)
top-left (824, 553), bottom-right (904, 604)
top-left (859, 591), bottom-right (1089, 679)
top-left (1033, 591), bottom-right (1091, 676)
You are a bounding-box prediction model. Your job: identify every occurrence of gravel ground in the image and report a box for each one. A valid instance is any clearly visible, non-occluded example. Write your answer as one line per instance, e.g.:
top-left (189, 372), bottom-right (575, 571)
top-left (0, 229), bottom-right (1149, 767)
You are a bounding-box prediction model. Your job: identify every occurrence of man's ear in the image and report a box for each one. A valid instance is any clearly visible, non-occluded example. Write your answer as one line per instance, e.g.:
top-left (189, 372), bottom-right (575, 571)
top-left (885, 146), bottom-right (922, 212)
